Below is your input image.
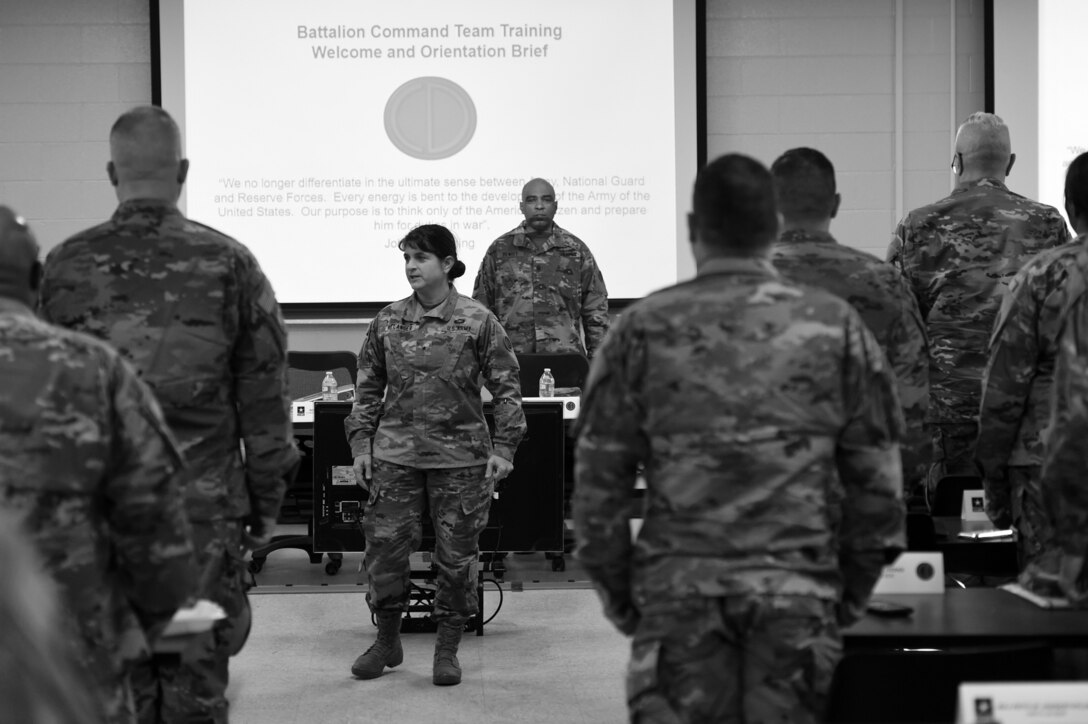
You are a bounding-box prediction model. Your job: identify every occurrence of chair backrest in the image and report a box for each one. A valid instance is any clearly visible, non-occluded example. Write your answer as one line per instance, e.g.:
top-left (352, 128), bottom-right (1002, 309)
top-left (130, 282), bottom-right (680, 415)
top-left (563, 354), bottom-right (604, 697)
top-left (930, 475), bottom-right (982, 516)
top-left (825, 642), bottom-right (1054, 723)
top-left (515, 353), bottom-right (589, 397)
top-left (287, 350), bottom-right (358, 401)
top-left (906, 512), bottom-right (938, 551)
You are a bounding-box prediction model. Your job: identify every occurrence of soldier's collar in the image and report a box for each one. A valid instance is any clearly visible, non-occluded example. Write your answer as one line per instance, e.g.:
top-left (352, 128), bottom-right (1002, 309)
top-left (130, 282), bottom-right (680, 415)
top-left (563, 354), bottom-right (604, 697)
top-left (957, 177), bottom-right (1008, 192)
top-left (777, 229), bottom-right (837, 245)
top-left (0, 297), bottom-right (35, 316)
top-left (697, 256), bottom-right (778, 278)
top-left (406, 286), bottom-right (459, 321)
top-left (513, 222), bottom-right (562, 251)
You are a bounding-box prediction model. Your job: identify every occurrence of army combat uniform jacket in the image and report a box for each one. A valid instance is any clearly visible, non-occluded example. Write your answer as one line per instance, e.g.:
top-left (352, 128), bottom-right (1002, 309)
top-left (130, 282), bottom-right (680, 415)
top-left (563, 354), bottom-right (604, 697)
top-left (40, 199), bottom-right (298, 523)
top-left (472, 221), bottom-right (610, 358)
top-left (773, 229), bottom-right (930, 491)
top-left (1039, 288), bottom-right (1088, 584)
top-left (978, 237), bottom-right (1088, 527)
top-left (888, 178), bottom-right (1070, 427)
top-left (573, 257), bottom-right (906, 631)
top-left (0, 298), bottom-right (195, 722)
top-left (345, 288), bottom-right (526, 466)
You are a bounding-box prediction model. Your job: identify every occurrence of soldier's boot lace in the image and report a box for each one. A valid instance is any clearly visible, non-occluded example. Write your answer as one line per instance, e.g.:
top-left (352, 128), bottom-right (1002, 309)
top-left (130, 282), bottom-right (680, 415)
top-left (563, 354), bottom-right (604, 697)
top-left (351, 611), bottom-right (404, 679)
top-left (432, 621), bottom-right (464, 686)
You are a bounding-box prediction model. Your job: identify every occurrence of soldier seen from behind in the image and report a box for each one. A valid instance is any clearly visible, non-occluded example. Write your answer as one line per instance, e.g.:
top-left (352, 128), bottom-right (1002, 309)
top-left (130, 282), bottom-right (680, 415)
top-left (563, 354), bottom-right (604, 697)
top-left (888, 112), bottom-right (1070, 502)
top-left (0, 206), bottom-right (196, 723)
top-left (574, 154), bottom-right (906, 723)
top-left (982, 152), bottom-right (1088, 587)
top-left (472, 177), bottom-right (610, 360)
top-left (771, 147), bottom-right (930, 498)
top-left (345, 224), bottom-right (526, 686)
top-left (39, 106), bottom-right (299, 724)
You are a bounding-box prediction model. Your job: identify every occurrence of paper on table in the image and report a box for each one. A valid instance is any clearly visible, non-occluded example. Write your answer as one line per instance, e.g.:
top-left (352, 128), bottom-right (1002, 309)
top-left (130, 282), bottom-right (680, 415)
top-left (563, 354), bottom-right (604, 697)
top-left (999, 582), bottom-right (1072, 609)
top-left (162, 599), bottom-right (227, 637)
top-left (956, 528), bottom-right (1015, 540)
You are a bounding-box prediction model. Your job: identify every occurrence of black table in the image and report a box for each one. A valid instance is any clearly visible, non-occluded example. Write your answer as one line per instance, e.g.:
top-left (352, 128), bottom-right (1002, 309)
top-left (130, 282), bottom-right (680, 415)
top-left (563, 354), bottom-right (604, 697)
top-left (844, 588), bottom-right (1088, 650)
top-left (933, 516), bottom-right (1018, 576)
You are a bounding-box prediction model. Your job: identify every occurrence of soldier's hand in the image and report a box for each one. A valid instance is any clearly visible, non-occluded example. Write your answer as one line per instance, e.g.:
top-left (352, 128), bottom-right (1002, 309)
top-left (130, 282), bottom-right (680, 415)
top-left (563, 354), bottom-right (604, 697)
top-left (1058, 554), bottom-right (1087, 603)
top-left (242, 515), bottom-right (278, 551)
top-left (353, 453), bottom-right (372, 490)
top-left (485, 454), bottom-right (513, 485)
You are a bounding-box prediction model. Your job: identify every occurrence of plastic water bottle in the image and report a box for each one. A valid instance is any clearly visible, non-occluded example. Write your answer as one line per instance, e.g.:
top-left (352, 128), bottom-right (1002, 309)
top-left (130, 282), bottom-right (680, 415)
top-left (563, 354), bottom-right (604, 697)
top-left (538, 368), bottom-right (555, 397)
top-left (321, 371), bottom-right (338, 401)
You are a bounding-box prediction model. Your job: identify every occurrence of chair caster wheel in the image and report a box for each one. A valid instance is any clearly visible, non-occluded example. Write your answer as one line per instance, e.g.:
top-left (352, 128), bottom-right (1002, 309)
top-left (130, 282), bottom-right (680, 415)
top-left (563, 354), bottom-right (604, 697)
top-left (248, 558), bottom-right (264, 574)
top-left (325, 559), bottom-right (342, 575)
top-left (551, 556), bottom-right (565, 572)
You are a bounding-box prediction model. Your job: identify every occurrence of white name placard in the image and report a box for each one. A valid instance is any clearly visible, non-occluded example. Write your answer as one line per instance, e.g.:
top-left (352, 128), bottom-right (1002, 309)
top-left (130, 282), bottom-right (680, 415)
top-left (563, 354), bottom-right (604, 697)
top-left (522, 396), bottom-right (580, 419)
top-left (962, 489), bottom-right (990, 522)
top-left (957, 682), bottom-right (1088, 723)
top-left (872, 552), bottom-right (945, 595)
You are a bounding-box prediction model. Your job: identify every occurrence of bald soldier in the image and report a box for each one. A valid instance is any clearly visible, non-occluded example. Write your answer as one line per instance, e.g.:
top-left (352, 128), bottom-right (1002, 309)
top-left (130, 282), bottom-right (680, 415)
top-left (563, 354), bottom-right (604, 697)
top-left (574, 154), bottom-right (905, 723)
top-left (40, 106), bottom-right (299, 724)
top-left (472, 177), bottom-right (610, 359)
top-left (771, 147), bottom-right (930, 496)
top-left (0, 207), bottom-right (196, 723)
top-left (888, 112), bottom-right (1069, 497)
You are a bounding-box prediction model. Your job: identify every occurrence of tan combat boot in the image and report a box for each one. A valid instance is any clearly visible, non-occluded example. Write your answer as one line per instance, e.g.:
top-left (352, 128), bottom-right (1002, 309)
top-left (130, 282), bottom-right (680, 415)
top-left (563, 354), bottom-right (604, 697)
top-left (351, 611), bottom-right (404, 679)
top-left (432, 620), bottom-right (464, 686)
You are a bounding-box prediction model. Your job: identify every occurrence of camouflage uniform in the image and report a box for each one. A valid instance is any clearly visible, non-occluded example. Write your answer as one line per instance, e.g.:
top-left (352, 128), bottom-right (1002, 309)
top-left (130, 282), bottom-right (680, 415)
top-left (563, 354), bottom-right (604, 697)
top-left (0, 298), bottom-right (196, 724)
top-left (1034, 289), bottom-right (1088, 597)
top-left (40, 198), bottom-right (298, 724)
top-left (888, 178), bottom-right (1070, 492)
top-left (977, 238), bottom-right (1088, 568)
top-left (773, 229), bottom-right (930, 494)
top-left (573, 257), bottom-right (905, 724)
top-left (345, 288), bottom-right (525, 622)
top-left (472, 221), bottom-right (610, 358)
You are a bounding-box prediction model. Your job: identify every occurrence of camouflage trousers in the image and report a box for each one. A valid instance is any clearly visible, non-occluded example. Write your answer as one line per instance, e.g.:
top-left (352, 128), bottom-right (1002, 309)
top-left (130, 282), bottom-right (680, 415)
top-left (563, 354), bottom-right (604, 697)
top-left (925, 422), bottom-right (980, 495)
top-left (363, 460), bottom-right (491, 621)
top-left (1009, 465), bottom-right (1048, 570)
top-left (132, 519), bottom-right (250, 724)
top-left (627, 595), bottom-right (840, 724)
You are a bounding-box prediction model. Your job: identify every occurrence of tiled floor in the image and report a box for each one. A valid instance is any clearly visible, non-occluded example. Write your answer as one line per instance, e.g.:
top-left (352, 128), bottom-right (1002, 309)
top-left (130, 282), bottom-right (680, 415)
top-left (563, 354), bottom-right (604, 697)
top-left (228, 536), bottom-right (629, 723)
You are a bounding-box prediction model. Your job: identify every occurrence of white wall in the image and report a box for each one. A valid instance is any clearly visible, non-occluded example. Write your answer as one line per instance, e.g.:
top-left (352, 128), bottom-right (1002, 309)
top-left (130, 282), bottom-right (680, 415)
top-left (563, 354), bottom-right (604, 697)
top-left (707, 0), bottom-right (986, 260)
top-left (1, 0), bottom-right (986, 350)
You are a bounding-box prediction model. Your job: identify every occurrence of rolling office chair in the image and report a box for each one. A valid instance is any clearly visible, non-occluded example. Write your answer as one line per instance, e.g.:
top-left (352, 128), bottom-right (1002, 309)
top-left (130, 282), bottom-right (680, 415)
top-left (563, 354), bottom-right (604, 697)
top-left (825, 642), bottom-right (1054, 723)
top-left (248, 350), bottom-right (358, 576)
top-left (514, 352), bottom-right (590, 572)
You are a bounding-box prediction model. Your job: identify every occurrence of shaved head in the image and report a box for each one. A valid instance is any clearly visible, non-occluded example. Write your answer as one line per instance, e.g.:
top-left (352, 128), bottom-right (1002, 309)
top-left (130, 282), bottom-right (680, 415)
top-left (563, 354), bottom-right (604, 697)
top-left (107, 106), bottom-right (188, 201)
top-left (0, 206), bottom-right (41, 304)
top-left (955, 112), bottom-right (1013, 179)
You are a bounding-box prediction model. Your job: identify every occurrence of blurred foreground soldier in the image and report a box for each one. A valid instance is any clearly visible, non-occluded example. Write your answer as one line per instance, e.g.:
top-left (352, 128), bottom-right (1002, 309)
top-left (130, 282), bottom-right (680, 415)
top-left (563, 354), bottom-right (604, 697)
top-left (472, 177), bottom-right (610, 359)
top-left (771, 147), bottom-right (930, 496)
top-left (888, 112), bottom-right (1069, 497)
top-left (1034, 287), bottom-right (1088, 604)
top-left (574, 154), bottom-right (905, 723)
top-left (0, 507), bottom-right (103, 724)
top-left (40, 106), bottom-right (299, 723)
top-left (0, 207), bottom-right (195, 723)
top-left (978, 152), bottom-right (1088, 571)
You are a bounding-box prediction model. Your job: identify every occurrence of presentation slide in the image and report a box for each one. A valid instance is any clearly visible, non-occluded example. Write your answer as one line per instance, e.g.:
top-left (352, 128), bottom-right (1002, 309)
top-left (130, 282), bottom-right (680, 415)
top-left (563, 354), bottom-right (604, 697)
top-left (994, 0), bottom-right (1087, 220)
top-left (158, 1), bottom-right (698, 305)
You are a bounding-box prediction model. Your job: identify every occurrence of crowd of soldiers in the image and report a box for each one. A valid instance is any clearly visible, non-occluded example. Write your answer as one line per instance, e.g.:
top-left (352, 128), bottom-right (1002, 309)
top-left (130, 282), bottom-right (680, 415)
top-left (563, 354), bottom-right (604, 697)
top-left (2, 105), bottom-right (1088, 723)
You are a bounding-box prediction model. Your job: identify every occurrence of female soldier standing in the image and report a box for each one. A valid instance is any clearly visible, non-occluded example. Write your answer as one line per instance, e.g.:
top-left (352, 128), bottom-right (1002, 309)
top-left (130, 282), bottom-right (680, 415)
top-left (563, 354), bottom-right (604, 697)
top-left (345, 224), bottom-right (525, 686)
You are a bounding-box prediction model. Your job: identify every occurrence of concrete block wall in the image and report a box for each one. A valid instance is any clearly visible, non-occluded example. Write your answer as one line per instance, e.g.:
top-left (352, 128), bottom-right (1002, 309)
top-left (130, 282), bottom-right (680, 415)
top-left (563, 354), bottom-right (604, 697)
top-left (0, 0), bottom-right (151, 252)
top-left (707, 0), bottom-right (985, 259)
top-left (2, 0), bottom-right (986, 350)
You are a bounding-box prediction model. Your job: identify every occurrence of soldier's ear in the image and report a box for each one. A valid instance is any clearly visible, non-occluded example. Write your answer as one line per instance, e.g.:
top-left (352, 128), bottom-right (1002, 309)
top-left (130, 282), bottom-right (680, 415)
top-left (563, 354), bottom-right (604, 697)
top-left (687, 212), bottom-right (696, 243)
top-left (830, 193), bottom-right (841, 219)
top-left (1006, 153), bottom-right (1016, 177)
top-left (177, 159), bottom-right (190, 185)
top-left (107, 161), bottom-right (118, 187)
